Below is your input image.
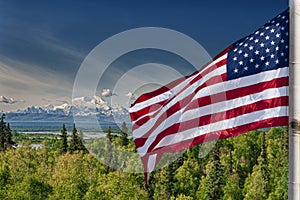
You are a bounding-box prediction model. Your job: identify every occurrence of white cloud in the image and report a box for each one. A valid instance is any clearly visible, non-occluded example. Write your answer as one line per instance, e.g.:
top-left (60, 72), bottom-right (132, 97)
top-left (101, 88), bottom-right (117, 97)
top-left (125, 92), bottom-right (137, 100)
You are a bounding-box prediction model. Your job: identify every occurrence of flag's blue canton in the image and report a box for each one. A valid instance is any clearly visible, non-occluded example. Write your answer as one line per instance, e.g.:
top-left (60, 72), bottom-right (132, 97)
top-left (227, 9), bottom-right (289, 80)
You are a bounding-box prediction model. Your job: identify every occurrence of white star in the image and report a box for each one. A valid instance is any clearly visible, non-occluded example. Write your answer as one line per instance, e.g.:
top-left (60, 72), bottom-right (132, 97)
top-left (276, 59), bottom-right (279, 64)
top-left (265, 26), bottom-right (270, 30)
top-left (285, 45), bottom-right (289, 49)
top-left (249, 37), bottom-right (253, 40)
top-left (281, 39), bottom-right (285, 43)
top-left (265, 48), bottom-right (270, 53)
top-left (265, 61), bottom-right (270, 66)
top-left (244, 43), bottom-right (248, 47)
top-left (255, 31), bottom-right (260, 35)
top-left (276, 23), bottom-right (280, 26)
top-left (286, 20), bottom-right (289, 23)
top-left (239, 42), bottom-right (244, 46)
top-left (244, 53), bottom-right (248, 58)
top-left (270, 54), bottom-right (275, 58)
top-left (282, 15), bottom-right (286, 19)
top-left (254, 39), bottom-right (259, 43)
top-left (255, 50), bottom-right (260, 55)
top-left (276, 46), bottom-right (279, 51)
top-left (270, 41), bottom-right (275, 45)
top-left (260, 32), bottom-right (265, 36)
top-left (281, 52), bottom-right (285, 56)
top-left (238, 50), bottom-right (243, 54)
top-left (239, 61), bottom-right (243, 65)
top-left (234, 68), bottom-right (238, 73)
top-left (265, 35), bottom-right (270, 40)
top-left (244, 66), bottom-right (248, 70)
top-left (249, 46), bottom-right (254, 50)
top-left (276, 33), bottom-right (280, 38)
top-left (233, 48), bottom-right (238, 52)
top-left (286, 32), bottom-right (288, 36)
top-left (255, 64), bottom-right (259, 68)
top-left (285, 58), bottom-right (288, 62)
top-left (260, 43), bottom-right (265, 47)
top-left (260, 56), bottom-right (265, 61)
top-left (271, 20), bottom-right (275, 24)
top-left (250, 58), bottom-right (254, 63)
top-left (233, 57), bottom-right (237, 61)
top-left (281, 27), bottom-right (285, 31)
top-left (271, 28), bottom-right (275, 33)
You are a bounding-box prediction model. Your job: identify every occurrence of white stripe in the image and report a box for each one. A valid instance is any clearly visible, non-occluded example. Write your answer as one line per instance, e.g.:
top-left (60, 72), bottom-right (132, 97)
top-left (137, 106), bottom-right (288, 156)
top-left (131, 65), bottom-right (226, 125)
top-left (132, 65), bottom-right (226, 135)
top-left (129, 54), bottom-right (228, 113)
top-left (132, 67), bottom-right (288, 137)
top-left (130, 64), bottom-right (226, 119)
top-left (182, 86), bottom-right (288, 121)
top-left (133, 86), bottom-right (287, 145)
top-left (147, 154), bottom-right (157, 173)
top-left (192, 66), bottom-right (288, 101)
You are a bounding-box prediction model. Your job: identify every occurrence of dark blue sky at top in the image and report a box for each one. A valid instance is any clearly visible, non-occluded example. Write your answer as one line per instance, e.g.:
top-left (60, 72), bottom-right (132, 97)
top-left (1, 0), bottom-right (288, 52)
top-left (0, 0), bottom-right (289, 103)
top-left (0, 0), bottom-right (288, 68)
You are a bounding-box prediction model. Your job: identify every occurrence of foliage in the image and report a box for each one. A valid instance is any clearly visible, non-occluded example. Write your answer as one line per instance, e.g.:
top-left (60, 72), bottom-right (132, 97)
top-left (0, 126), bottom-right (289, 199)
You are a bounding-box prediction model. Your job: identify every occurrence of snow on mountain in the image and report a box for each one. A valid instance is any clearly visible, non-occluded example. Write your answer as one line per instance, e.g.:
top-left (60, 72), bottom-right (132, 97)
top-left (7, 96), bottom-right (130, 122)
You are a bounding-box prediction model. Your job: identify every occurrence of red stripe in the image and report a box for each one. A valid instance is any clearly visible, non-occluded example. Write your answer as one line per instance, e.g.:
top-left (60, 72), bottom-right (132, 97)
top-left (132, 76), bottom-right (288, 142)
top-left (134, 96), bottom-right (288, 151)
top-left (132, 73), bottom-right (287, 125)
top-left (144, 116), bottom-right (288, 156)
top-left (130, 58), bottom-right (227, 109)
top-left (131, 73), bottom-right (227, 125)
top-left (185, 76), bottom-right (288, 111)
top-left (130, 99), bottom-right (168, 122)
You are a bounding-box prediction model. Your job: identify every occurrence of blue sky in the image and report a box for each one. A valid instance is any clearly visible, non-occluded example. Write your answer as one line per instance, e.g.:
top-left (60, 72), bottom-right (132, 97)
top-left (0, 0), bottom-right (289, 111)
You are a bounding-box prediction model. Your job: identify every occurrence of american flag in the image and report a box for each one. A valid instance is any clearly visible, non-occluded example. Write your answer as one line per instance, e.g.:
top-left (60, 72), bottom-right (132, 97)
top-left (129, 9), bottom-right (289, 184)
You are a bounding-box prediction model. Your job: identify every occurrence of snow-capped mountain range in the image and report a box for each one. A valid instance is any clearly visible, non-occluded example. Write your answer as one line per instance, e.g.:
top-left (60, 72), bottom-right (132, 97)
top-left (6, 96), bottom-right (130, 122)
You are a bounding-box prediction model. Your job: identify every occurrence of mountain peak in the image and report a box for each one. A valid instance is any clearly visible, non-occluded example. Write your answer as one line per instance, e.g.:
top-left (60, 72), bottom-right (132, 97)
top-left (6, 96), bottom-right (130, 123)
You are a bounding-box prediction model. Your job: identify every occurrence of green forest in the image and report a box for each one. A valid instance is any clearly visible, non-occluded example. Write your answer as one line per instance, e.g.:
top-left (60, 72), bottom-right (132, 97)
top-left (0, 113), bottom-right (288, 200)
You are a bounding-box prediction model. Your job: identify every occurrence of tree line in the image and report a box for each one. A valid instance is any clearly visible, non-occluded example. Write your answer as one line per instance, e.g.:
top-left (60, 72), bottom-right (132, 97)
top-left (0, 114), bottom-right (288, 199)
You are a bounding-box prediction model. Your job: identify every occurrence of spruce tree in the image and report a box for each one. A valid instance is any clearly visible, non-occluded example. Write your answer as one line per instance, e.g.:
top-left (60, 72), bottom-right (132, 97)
top-left (120, 122), bottom-right (128, 146)
top-left (68, 124), bottom-right (87, 153)
top-left (0, 113), bottom-right (6, 151)
top-left (5, 123), bottom-right (13, 149)
top-left (60, 124), bottom-right (68, 154)
top-left (69, 124), bottom-right (79, 153)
